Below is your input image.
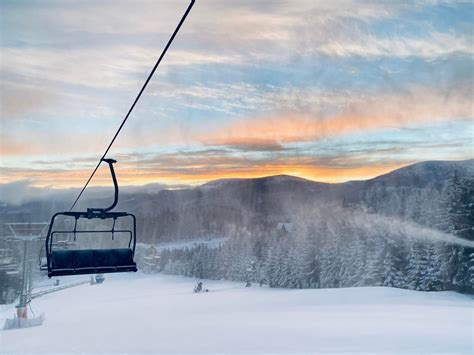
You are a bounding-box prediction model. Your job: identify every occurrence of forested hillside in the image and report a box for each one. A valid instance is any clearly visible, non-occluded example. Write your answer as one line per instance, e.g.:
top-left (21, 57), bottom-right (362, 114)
top-left (1, 159), bottom-right (473, 295)
top-left (154, 160), bottom-right (474, 293)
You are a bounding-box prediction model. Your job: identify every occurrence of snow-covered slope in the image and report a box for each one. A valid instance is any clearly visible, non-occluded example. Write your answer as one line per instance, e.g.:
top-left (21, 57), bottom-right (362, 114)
top-left (1, 273), bottom-right (472, 353)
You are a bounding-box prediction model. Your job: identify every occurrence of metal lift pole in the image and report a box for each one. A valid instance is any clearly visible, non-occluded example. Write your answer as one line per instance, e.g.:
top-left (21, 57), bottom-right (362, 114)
top-left (16, 239), bottom-right (30, 319)
top-left (3, 222), bottom-right (48, 330)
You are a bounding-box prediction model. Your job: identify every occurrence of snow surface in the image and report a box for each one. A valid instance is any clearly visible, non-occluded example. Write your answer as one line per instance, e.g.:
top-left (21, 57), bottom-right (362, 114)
top-left (1, 273), bottom-right (472, 353)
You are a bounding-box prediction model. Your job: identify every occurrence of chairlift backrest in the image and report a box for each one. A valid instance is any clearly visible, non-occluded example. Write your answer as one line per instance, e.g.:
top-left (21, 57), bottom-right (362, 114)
top-left (45, 159), bottom-right (138, 277)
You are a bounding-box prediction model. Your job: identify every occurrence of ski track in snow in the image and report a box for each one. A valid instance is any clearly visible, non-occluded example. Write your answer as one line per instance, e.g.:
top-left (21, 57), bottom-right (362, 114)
top-left (0, 273), bottom-right (472, 353)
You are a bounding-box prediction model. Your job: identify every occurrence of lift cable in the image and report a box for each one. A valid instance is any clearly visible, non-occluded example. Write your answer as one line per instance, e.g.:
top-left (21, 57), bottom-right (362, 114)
top-left (69, 0), bottom-right (196, 211)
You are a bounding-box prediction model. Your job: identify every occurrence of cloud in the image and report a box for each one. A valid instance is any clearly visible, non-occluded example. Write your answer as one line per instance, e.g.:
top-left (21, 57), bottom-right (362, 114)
top-left (1, 83), bottom-right (470, 159)
top-left (2, 1), bottom-right (470, 96)
top-left (315, 32), bottom-right (473, 58)
top-left (201, 85), bottom-right (473, 148)
top-left (0, 180), bottom-right (42, 205)
top-left (1, 47), bottom-right (149, 90)
top-left (0, 81), bottom-right (59, 118)
top-left (0, 131), bottom-right (110, 157)
top-left (1, 0), bottom-right (472, 189)
top-left (2, 134), bottom-right (471, 189)
top-left (0, 178), bottom-right (189, 205)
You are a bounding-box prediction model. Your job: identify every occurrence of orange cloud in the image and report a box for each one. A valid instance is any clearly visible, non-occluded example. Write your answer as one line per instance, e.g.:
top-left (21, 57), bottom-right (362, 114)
top-left (1, 86), bottom-right (470, 158)
top-left (202, 86), bottom-right (472, 147)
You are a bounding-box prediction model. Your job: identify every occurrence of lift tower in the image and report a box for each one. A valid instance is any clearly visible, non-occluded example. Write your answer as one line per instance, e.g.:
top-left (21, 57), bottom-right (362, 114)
top-left (3, 222), bottom-right (48, 330)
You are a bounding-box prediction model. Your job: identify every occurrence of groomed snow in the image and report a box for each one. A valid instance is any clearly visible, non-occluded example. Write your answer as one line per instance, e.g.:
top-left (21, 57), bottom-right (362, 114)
top-left (1, 273), bottom-right (472, 353)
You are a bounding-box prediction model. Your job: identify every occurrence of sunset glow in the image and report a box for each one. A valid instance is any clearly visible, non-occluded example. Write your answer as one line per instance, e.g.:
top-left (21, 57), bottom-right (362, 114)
top-left (1, 1), bottom-right (472, 190)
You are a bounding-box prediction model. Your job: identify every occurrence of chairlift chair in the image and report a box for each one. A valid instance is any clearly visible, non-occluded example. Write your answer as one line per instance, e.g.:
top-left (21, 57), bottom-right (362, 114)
top-left (45, 158), bottom-right (137, 277)
top-left (39, 232), bottom-right (76, 272)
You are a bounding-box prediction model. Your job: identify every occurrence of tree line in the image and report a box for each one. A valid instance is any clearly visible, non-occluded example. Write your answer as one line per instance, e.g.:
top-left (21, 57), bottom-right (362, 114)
top-left (158, 173), bottom-right (473, 293)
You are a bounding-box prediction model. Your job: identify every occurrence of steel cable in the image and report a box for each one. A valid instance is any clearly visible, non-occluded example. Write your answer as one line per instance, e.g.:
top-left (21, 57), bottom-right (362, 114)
top-left (69, 0), bottom-right (195, 211)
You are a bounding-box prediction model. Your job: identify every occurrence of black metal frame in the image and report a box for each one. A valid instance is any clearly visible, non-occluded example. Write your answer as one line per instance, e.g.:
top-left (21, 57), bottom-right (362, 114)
top-left (45, 158), bottom-right (137, 277)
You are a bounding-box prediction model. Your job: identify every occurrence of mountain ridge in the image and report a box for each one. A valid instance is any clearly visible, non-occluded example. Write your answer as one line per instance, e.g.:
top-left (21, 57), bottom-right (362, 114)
top-left (1, 159), bottom-right (472, 243)
top-left (198, 159), bottom-right (473, 189)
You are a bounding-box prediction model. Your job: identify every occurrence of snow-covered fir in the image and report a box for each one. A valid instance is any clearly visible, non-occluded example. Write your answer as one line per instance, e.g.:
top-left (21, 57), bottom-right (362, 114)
top-left (1, 160), bottom-right (473, 303)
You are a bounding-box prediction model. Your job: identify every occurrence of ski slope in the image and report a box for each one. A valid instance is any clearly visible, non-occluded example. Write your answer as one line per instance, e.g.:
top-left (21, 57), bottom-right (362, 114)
top-left (1, 273), bottom-right (472, 353)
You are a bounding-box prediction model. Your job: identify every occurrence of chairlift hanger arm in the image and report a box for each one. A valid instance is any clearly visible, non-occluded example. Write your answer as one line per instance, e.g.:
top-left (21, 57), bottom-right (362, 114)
top-left (87, 158), bottom-right (119, 215)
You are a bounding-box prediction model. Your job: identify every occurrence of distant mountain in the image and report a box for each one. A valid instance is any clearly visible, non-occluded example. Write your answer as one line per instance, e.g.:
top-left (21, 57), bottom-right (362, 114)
top-left (155, 159), bottom-right (473, 293)
top-left (0, 159), bottom-right (472, 242)
top-left (122, 159), bottom-right (471, 242)
top-left (1, 159), bottom-right (472, 294)
top-left (352, 159), bottom-right (473, 189)
top-left (338, 159), bottom-right (473, 223)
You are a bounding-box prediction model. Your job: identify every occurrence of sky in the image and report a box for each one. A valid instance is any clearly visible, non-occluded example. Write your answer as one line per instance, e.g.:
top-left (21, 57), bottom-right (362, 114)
top-left (0, 0), bottom-right (473, 191)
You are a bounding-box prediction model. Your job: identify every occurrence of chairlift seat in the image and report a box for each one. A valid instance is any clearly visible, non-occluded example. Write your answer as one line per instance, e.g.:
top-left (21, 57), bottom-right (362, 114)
top-left (45, 158), bottom-right (138, 277)
top-left (49, 248), bottom-right (137, 277)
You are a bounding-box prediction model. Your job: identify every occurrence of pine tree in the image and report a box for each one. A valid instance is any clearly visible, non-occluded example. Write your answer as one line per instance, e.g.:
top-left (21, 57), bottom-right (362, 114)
top-left (418, 244), bottom-right (442, 291)
top-left (361, 237), bottom-right (384, 287)
top-left (264, 233), bottom-right (284, 287)
top-left (383, 251), bottom-right (399, 288)
top-left (406, 243), bottom-right (424, 290)
top-left (468, 252), bottom-right (474, 291)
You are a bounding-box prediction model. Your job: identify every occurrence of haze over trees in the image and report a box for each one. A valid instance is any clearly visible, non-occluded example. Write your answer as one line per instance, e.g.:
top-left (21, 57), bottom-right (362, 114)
top-left (0, 159), bottom-right (473, 301)
top-left (156, 160), bottom-right (474, 293)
